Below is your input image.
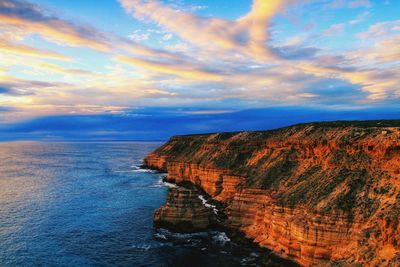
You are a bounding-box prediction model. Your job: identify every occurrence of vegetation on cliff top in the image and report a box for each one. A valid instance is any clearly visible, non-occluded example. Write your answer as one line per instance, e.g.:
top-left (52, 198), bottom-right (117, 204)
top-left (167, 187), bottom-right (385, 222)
top-left (174, 120), bottom-right (400, 138)
top-left (150, 120), bottom-right (400, 218)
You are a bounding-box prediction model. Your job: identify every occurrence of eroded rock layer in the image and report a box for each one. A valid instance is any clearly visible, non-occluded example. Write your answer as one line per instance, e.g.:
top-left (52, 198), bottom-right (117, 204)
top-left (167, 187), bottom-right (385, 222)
top-left (154, 186), bottom-right (215, 232)
top-left (145, 121), bottom-right (400, 266)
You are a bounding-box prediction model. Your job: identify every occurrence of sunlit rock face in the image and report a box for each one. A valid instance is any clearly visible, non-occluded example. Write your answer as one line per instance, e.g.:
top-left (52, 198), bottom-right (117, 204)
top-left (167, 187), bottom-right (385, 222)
top-left (144, 121), bottom-right (400, 266)
top-left (154, 187), bottom-right (215, 232)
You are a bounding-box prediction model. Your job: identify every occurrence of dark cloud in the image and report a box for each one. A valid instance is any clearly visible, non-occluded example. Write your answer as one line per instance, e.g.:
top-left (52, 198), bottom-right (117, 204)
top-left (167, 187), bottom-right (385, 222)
top-left (303, 78), bottom-right (368, 104)
top-left (0, 106), bottom-right (13, 112)
top-left (272, 45), bottom-right (320, 60)
top-left (1, 106), bottom-right (399, 141)
top-left (0, 79), bottom-right (68, 96)
top-left (0, 86), bottom-right (11, 94)
top-left (0, 84), bottom-right (31, 96)
top-left (0, 0), bottom-right (47, 21)
top-left (0, 81), bottom-right (43, 96)
top-left (0, 0), bottom-right (110, 50)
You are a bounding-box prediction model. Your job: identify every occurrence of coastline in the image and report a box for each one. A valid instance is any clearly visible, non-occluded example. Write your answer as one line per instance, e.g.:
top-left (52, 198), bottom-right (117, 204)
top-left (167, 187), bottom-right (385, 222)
top-left (146, 167), bottom-right (300, 267)
top-left (142, 121), bottom-right (400, 266)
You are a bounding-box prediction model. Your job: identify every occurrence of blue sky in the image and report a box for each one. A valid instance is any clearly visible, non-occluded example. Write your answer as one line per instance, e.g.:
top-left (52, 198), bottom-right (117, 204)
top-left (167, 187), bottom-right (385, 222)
top-left (0, 0), bottom-right (399, 140)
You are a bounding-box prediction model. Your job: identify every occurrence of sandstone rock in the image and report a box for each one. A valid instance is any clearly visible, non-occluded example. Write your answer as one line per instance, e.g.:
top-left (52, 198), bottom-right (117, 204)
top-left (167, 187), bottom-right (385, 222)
top-left (144, 121), bottom-right (400, 266)
top-left (154, 187), bottom-right (215, 232)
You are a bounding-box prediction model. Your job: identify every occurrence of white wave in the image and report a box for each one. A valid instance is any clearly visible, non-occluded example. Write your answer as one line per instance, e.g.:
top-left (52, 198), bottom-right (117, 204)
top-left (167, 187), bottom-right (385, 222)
top-left (151, 175), bottom-right (177, 188)
top-left (172, 231), bottom-right (209, 239)
top-left (154, 228), bottom-right (208, 242)
top-left (154, 233), bottom-right (168, 240)
top-left (156, 228), bottom-right (172, 236)
top-left (131, 244), bottom-right (152, 250)
top-left (113, 169), bottom-right (155, 173)
top-left (240, 252), bottom-right (259, 265)
top-left (162, 181), bottom-right (177, 188)
top-left (113, 164), bottom-right (156, 173)
top-left (198, 195), bottom-right (218, 215)
top-left (133, 169), bottom-right (156, 173)
top-left (212, 232), bottom-right (231, 246)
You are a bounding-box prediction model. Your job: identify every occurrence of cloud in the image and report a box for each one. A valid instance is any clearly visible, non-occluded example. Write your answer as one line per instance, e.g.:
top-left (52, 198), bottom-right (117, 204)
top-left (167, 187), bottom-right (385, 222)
top-left (33, 61), bottom-right (96, 76)
top-left (0, 106), bottom-right (13, 112)
top-left (0, 73), bottom-right (73, 116)
top-left (2, 106), bottom-right (399, 141)
top-left (0, 38), bottom-right (71, 61)
top-left (0, 0), bottom-right (110, 51)
top-left (329, 0), bottom-right (372, 9)
top-left (162, 33), bottom-right (173, 41)
top-left (142, 88), bottom-right (178, 97)
top-left (116, 0), bottom-right (398, 104)
top-left (272, 45), bottom-right (319, 59)
top-left (357, 20), bottom-right (400, 39)
top-left (0, 86), bottom-right (11, 94)
top-left (0, 84), bottom-right (33, 96)
top-left (349, 11), bottom-right (370, 25)
top-left (298, 62), bottom-right (399, 101)
top-left (0, 0), bottom-right (399, 125)
top-left (128, 29), bottom-right (150, 42)
top-left (119, 0), bottom-right (291, 61)
top-left (0, 76), bottom-right (64, 93)
top-left (0, 0), bottom-right (185, 61)
top-left (348, 0), bottom-right (372, 8)
top-left (115, 55), bottom-right (223, 81)
top-left (323, 23), bottom-right (345, 36)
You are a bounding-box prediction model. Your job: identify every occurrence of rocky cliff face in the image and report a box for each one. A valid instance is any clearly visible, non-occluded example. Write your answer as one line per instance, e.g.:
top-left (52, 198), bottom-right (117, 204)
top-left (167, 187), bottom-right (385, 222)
top-left (144, 121), bottom-right (400, 266)
top-left (153, 186), bottom-right (216, 232)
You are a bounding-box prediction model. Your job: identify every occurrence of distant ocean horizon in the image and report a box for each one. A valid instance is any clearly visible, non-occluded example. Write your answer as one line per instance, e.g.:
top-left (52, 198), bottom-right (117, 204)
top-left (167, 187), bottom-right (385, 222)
top-left (0, 140), bottom-right (168, 143)
top-left (0, 141), bottom-right (273, 266)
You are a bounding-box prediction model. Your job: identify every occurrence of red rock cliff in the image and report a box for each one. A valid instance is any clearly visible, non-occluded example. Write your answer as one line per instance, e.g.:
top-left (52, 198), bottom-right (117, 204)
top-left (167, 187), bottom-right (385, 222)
top-left (144, 121), bottom-right (400, 266)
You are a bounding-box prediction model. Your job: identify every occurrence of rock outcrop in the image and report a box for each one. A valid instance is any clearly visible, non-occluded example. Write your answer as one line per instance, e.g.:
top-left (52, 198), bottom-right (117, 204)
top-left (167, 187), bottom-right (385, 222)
top-left (154, 186), bottom-right (215, 232)
top-left (145, 120), bottom-right (400, 266)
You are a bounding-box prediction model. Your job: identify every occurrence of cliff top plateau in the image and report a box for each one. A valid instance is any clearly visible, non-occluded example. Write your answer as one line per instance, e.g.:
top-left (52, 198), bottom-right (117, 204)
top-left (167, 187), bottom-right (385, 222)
top-left (145, 120), bottom-right (400, 266)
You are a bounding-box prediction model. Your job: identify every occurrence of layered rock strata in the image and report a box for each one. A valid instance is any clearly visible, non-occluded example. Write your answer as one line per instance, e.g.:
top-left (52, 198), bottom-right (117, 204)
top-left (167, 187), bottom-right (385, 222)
top-left (154, 186), bottom-right (216, 232)
top-left (145, 121), bottom-right (400, 266)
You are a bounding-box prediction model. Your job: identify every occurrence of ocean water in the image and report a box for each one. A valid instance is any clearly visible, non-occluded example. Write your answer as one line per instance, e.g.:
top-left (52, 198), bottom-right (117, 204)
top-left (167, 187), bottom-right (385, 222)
top-left (0, 142), bottom-right (287, 267)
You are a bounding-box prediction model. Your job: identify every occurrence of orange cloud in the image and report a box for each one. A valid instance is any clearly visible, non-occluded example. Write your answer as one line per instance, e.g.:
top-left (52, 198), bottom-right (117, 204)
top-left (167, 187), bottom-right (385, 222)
top-left (115, 55), bottom-right (223, 81)
top-left (1, 0), bottom-right (399, 122)
top-left (0, 14), bottom-right (111, 52)
top-left (0, 0), bottom-right (188, 63)
top-left (119, 0), bottom-right (290, 61)
top-left (0, 38), bottom-right (71, 61)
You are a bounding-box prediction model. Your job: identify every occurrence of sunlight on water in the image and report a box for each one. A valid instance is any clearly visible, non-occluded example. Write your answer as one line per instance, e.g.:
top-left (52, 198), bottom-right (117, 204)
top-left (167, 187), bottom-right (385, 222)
top-left (0, 142), bottom-right (278, 267)
top-left (0, 142), bottom-right (166, 266)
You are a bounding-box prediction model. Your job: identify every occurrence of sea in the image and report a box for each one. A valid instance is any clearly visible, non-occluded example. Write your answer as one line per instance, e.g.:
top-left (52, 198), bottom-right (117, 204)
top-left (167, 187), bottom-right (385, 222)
top-left (0, 141), bottom-right (290, 267)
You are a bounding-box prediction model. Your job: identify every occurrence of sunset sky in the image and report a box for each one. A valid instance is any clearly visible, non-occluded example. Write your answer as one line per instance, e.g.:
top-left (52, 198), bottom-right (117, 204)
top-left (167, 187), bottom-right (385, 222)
top-left (0, 0), bottom-right (399, 140)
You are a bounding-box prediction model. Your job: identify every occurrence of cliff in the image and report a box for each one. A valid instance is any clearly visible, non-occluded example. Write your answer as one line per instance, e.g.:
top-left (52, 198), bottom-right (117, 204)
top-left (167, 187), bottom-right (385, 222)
top-left (153, 186), bottom-right (216, 232)
top-left (144, 120), bottom-right (400, 266)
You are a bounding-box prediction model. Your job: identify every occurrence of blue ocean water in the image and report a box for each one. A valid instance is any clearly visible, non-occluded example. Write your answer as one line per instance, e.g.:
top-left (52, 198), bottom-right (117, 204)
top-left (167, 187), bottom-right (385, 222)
top-left (0, 142), bottom-right (284, 267)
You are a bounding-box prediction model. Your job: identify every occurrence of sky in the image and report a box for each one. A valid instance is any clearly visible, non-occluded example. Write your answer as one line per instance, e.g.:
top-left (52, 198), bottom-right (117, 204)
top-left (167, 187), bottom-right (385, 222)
top-left (0, 0), bottom-right (399, 140)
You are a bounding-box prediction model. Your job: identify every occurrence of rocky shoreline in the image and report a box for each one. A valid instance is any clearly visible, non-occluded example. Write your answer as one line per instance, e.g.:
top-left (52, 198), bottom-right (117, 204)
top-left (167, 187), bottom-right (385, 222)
top-left (152, 175), bottom-right (300, 267)
top-left (144, 121), bottom-right (400, 266)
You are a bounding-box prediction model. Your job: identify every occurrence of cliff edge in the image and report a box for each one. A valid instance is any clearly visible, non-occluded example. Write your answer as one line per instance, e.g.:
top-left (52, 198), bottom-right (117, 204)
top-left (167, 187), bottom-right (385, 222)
top-left (144, 120), bottom-right (400, 266)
